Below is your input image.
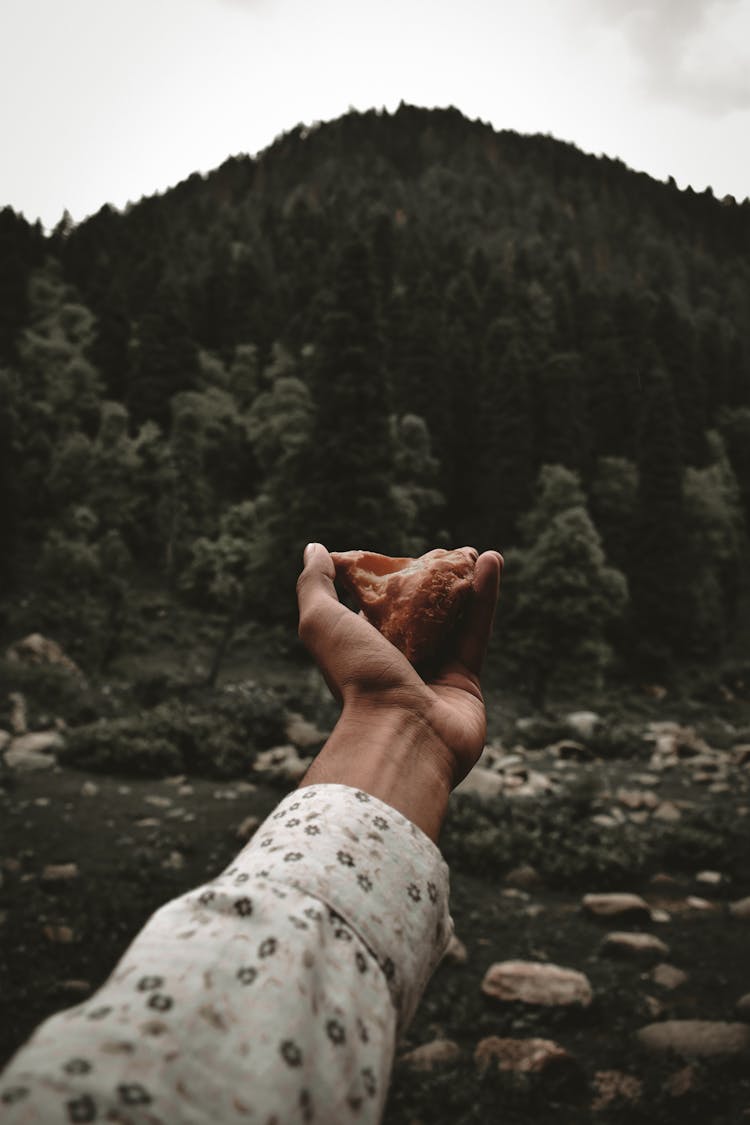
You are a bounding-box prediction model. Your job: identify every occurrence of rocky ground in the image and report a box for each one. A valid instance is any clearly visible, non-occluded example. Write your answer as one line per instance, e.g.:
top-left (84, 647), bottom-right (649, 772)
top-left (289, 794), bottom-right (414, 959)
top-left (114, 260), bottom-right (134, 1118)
top-left (2, 701), bottom-right (750, 1122)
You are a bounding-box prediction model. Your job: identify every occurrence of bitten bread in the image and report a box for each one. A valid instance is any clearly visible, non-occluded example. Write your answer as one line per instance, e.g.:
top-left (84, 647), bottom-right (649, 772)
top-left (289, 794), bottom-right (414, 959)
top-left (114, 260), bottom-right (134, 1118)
top-left (330, 547), bottom-right (477, 664)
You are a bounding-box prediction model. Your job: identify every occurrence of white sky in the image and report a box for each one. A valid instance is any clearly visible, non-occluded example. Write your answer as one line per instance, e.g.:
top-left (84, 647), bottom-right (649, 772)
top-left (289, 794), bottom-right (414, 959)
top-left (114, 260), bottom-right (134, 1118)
top-left (2, 0), bottom-right (750, 230)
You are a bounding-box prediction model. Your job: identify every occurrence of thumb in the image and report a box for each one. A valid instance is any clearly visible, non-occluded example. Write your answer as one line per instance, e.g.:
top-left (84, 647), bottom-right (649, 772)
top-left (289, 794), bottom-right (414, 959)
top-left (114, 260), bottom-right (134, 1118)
top-left (296, 542), bottom-right (340, 643)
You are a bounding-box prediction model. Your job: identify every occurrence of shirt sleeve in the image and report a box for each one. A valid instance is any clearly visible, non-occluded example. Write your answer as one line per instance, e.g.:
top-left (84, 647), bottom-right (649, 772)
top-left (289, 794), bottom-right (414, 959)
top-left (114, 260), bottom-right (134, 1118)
top-left (0, 783), bottom-right (453, 1124)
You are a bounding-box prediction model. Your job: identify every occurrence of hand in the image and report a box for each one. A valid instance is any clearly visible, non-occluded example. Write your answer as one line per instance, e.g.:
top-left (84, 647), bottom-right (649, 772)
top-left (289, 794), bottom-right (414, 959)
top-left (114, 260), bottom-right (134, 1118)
top-left (296, 543), bottom-right (503, 791)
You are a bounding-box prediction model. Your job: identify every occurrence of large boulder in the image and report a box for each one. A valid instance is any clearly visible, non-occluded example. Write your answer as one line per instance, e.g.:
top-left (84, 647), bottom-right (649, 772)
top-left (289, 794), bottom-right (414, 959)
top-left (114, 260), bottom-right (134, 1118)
top-left (474, 1036), bottom-right (579, 1079)
top-left (252, 744), bottom-right (312, 785)
top-left (481, 960), bottom-right (592, 1008)
top-left (582, 893), bottom-right (651, 920)
top-left (563, 711), bottom-right (602, 741)
top-left (6, 633), bottom-right (84, 680)
top-left (454, 766), bottom-right (505, 800)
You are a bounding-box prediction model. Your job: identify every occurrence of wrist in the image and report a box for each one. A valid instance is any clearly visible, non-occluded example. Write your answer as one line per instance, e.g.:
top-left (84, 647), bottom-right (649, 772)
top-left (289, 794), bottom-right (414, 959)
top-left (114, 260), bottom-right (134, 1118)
top-left (298, 701), bottom-right (453, 842)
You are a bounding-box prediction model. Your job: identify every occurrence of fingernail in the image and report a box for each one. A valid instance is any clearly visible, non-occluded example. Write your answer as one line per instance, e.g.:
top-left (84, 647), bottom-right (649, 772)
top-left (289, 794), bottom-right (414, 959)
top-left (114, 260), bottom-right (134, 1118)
top-left (304, 542), bottom-right (320, 563)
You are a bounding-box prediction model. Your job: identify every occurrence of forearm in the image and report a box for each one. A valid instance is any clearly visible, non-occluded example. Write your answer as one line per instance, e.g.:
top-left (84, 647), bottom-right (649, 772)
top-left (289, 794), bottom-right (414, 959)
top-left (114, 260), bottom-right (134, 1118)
top-left (298, 703), bottom-right (454, 843)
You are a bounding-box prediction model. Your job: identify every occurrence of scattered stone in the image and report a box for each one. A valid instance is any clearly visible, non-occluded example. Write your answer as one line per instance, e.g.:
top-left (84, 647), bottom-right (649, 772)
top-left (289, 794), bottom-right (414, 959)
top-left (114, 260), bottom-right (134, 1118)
top-left (212, 788), bottom-right (239, 801)
top-left (161, 851), bottom-right (185, 870)
top-left (651, 872), bottom-right (679, 886)
top-left (735, 993), bottom-right (750, 1019)
top-left (732, 745), bottom-right (750, 768)
top-left (6, 633), bottom-right (84, 679)
top-left (236, 815), bottom-right (261, 843)
top-left (563, 711), bottom-right (602, 741)
top-left (475, 1036), bottom-right (579, 1079)
top-left (454, 766), bottom-right (505, 799)
top-left (582, 893), bottom-right (650, 920)
top-left (134, 818), bottom-right (160, 829)
top-left (178, 785), bottom-right (194, 797)
top-left (145, 795), bottom-right (172, 808)
top-left (629, 811), bottom-right (650, 825)
top-left (43, 924), bottom-right (75, 943)
top-left (253, 745), bottom-right (312, 785)
top-left (650, 908), bottom-right (672, 924)
top-left (617, 788), bottom-right (659, 810)
top-left (643, 995), bottom-right (665, 1019)
top-left (442, 934), bottom-right (468, 965)
top-left (637, 1020), bottom-right (750, 1057)
top-left (653, 801), bottom-right (682, 822)
top-left (696, 870), bottom-right (724, 886)
top-left (729, 896), bottom-right (750, 920)
top-left (591, 814), bottom-right (619, 829)
top-left (4, 746), bottom-right (57, 772)
top-left (550, 739), bottom-right (592, 762)
top-left (686, 896), bottom-right (715, 912)
top-left (399, 1039), bottom-right (462, 1071)
top-left (664, 1064), bottom-right (698, 1098)
top-left (285, 712), bottom-right (329, 751)
top-left (0, 730), bottom-right (11, 753)
top-left (501, 888), bottom-right (530, 902)
top-left (34, 797), bottom-right (50, 807)
top-left (41, 863), bottom-right (79, 883)
top-left (505, 864), bottom-right (541, 889)
top-left (600, 932), bottom-right (670, 960)
top-left (591, 1069), bottom-right (643, 1112)
top-left (164, 775), bottom-right (187, 786)
top-left (8, 693), bottom-right (27, 734)
top-left (632, 773), bottom-right (660, 787)
top-left (650, 963), bottom-right (688, 990)
top-left (481, 961), bottom-right (592, 1008)
top-left (81, 781), bottom-right (98, 797)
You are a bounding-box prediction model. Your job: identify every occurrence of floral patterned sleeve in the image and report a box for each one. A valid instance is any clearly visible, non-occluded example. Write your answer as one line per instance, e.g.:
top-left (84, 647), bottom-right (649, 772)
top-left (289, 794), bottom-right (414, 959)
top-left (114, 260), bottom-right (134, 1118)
top-left (0, 783), bottom-right (452, 1124)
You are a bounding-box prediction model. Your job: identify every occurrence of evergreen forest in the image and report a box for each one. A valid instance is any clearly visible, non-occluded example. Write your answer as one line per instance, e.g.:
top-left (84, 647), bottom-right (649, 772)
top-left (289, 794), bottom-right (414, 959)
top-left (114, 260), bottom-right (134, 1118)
top-left (2, 103), bottom-right (750, 702)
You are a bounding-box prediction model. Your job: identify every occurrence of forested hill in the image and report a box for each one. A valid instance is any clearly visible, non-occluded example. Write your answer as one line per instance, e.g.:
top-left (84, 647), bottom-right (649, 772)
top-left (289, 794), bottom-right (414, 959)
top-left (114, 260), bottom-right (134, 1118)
top-left (2, 104), bottom-right (750, 695)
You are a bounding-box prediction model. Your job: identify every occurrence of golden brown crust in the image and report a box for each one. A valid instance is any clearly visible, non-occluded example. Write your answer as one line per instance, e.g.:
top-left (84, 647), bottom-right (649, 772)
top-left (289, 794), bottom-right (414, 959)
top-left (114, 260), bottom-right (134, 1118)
top-left (330, 548), bottom-right (477, 664)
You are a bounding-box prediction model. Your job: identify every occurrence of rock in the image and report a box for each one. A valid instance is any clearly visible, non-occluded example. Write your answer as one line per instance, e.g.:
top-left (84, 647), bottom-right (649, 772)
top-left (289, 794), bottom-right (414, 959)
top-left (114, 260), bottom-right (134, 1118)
top-left (8, 693), bottom-right (27, 734)
top-left (732, 744), bottom-right (750, 768)
top-left (161, 851), bottom-right (185, 870)
top-left (563, 711), bottom-right (602, 741)
top-left (653, 801), bottom-right (682, 822)
top-left (213, 788), bottom-right (239, 801)
top-left (41, 863), bottom-right (79, 883)
top-left (145, 795), bottom-right (172, 808)
top-left (475, 1036), bottom-right (578, 1079)
top-left (636, 1020), bottom-right (750, 1057)
top-left (695, 870), bottom-right (724, 886)
top-left (550, 739), bottom-right (592, 762)
top-left (454, 766), bottom-right (505, 799)
top-left (729, 896), bottom-right (750, 920)
top-left (650, 963), bottom-right (688, 990)
top-left (285, 712), bottom-right (329, 751)
top-left (399, 1038), bottom-right (461, 1071)
top-left (236, 815), bottom-right (261, 843)
top-left (4, 747), bottom-right (57, 773)
top-left (736, 993), bottom-right (750, 1019)
top-left (591, 1069), bottom-right (643, 1111)
top-left (582, 893), bottom-right (650, 920)
top-left (629, 811), bottom-right (650, 825)
top-left (650, 872), bottom-right (680, 886)
top-left (442, 934), bottom-right (468, 965)
top-left (56, 980), bottom-right (91, 996)
top-left (686, 896), bottom-right (715, 911)
top-left (600, 932), bottom-right (670, 960)
top-left (43, 924), bottom-right (75, 943)
top-left (616, 788), bottom-right (659, 810)
top-left (6, 633), bottom-right (84, 680)
top-left (9, 731), bottom-right (63, 756)
top-left (134, 818), bottom-right (160, 828)
top-left (643, 995), bottom-right (665, 1019)
top-left (81, 781), bottom-right (98, 797)
top-left (632, 773), bottom-right (660, 787)
top-left (505, 864), bottom-right (541, 889)
top-left (591, 814), bottom-right (619, 829)
top-left (253, 745), bottom-right (312, 785)
top-left (178, 785), bottom-right (194, 797)
top-left (650, 908), bottom-right (672, 924)
top-left (481, 961), bottom-right (592, 1008)
top-left (664, 1064), bottom-right (698, 1098)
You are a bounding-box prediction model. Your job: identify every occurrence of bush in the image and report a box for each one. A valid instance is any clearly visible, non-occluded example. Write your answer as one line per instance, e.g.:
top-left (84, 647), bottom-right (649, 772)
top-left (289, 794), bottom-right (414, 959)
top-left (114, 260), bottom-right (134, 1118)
top-left (61, 718), bottom-right (183, 777)
top-left (215, 682), bottom-right (287, 748)
top-left (0, 658), bottom-right (103, 728)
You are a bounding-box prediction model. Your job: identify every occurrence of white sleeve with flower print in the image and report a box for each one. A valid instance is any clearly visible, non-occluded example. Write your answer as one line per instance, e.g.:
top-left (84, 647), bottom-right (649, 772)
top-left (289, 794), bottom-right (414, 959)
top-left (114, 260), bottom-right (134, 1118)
top-left (0, 784), bottom-right (453, 1124)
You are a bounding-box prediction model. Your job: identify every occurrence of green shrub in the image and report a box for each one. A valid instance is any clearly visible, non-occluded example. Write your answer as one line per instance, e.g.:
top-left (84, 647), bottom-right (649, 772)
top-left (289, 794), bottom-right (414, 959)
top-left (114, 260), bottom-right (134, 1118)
top-left (0, 658), bottom-right (103, 728)
top-left (61, 718), bottom-right (183, 777)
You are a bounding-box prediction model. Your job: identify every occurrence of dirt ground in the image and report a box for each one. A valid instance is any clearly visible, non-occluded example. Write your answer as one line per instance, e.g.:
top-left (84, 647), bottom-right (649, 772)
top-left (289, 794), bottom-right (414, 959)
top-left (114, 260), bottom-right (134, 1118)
top-left (2, 753), bottom-right (750, 1123)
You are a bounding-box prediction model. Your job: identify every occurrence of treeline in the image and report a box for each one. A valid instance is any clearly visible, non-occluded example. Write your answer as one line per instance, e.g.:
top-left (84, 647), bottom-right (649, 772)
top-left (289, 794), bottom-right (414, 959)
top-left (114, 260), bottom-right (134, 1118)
top-left (1, 104), bottom-right (749, 698)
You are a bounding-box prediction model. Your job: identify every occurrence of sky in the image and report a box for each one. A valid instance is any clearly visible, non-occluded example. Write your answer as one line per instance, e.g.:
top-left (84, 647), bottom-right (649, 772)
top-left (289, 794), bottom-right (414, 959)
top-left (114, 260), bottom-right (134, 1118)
top-left (2, 0), bottom-right (750, 230)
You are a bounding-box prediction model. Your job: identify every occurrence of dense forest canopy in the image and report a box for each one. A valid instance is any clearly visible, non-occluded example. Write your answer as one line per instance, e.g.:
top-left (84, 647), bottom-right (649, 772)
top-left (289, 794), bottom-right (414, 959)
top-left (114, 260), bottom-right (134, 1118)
top-left (2, 103), bottom-right (749, 698)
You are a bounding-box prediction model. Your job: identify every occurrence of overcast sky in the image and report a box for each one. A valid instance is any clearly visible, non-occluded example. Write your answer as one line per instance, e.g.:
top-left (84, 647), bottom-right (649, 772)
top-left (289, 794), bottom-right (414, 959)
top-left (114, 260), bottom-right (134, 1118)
top-left (2, 0), bottom-right (750, 230)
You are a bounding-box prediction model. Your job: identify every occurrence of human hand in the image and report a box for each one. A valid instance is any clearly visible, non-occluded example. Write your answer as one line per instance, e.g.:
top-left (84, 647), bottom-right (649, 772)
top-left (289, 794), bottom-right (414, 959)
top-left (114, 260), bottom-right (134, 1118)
top-left (296, 543), bottom-right (502, 792)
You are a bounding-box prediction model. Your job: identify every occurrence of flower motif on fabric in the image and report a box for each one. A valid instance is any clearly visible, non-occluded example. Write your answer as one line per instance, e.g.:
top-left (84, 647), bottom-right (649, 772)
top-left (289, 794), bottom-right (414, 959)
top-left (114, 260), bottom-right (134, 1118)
top-left (260, 837), bottom-right (273, 848)
top-left (280, 1039), bottom-right (303, 1067)
top-left (304, 906), bottom-right (322, 922)
top-left (286, 818), bottom-right (300, 828)
top-left (427, 881), bottom-right (438, 903)
top-left (234, 897), bottom-right (253, 917)
top-left (288, 802), bottom-right (300, 811)
top-left (326, 1018), bottom-right (346, 1045)
top-left (289, 915), bottom-right (309, 930)
top-left (334, 927), bottom-right (353, 942)
top-left (355, 950), bottom-right (368, 974)
top-left (301, 790), bottom-right (316, 799)
top-left (147, 994), bottom-right (173, 1012)
top-left (361, 1067), bottom-right (377, 1097)
top-left (259, 937), bottom-right (278, 958)
top-left (66, 1095), bottom-right (96, 1123)
top-left (357, 873), bottom-right (373, 892)
top-left (63, 1059), bottom-right (92, 1076)
top-left (198, 890), bottom-right (215, 905)
top-left (407, 883), bottom-right (422, 902)
top-left (87, 1006), bottom-right (112, 1021)
top-left (237, 966), bottom-right (257, 985)
top-left (299, 1088), bottom-right (314, 1123)
top-left (1, 1088), bottom-right (29, 1106)
top-left (272, 810), bottom-right (286, 820)
top-left (234, 873), bottom-right (249, 884)
top-left (284, 852), bottom-right (303, 862)
top-left (304, 824), bottom-right (320, 836)
top-left (382, 957), bottom-right (396, 981)
top-left (355, 791), bottom-right (371, 802)
top-left (357, 1018), bottom-right (370, 1043)
top-left (337, 850), bottom-right (354, 867)
top-left (372, 815), bottom-right (389, 830)
top-left (117, 1084), bottom-right (152, 1106)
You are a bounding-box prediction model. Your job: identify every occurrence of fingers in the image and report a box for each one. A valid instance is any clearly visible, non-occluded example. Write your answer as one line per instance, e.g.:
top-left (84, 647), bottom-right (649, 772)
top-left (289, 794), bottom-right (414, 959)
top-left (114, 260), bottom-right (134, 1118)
top-left (296, 542), bottom-right (340, 645)
top-left (454, 550), bottom-right (503, 678)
